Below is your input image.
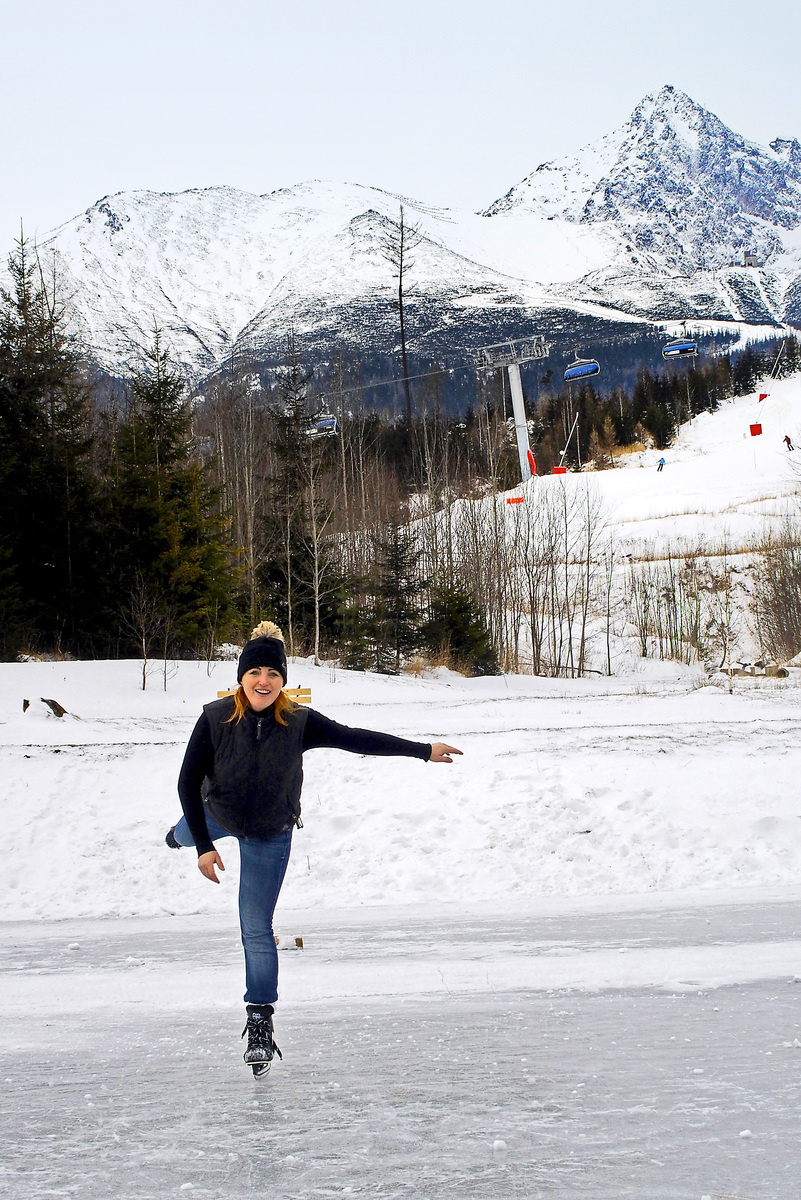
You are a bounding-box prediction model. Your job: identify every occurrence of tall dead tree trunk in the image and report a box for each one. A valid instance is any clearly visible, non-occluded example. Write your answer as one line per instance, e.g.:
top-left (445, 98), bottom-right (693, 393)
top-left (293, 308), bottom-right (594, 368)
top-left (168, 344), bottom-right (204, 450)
top-left (380, 205), bottom-right (423, 430)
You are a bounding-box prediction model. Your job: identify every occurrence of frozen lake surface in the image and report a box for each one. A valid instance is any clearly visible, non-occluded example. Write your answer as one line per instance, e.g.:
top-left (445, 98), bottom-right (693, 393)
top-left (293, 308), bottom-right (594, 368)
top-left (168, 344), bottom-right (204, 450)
top-left (3, 899), bottom-right (800, 1200)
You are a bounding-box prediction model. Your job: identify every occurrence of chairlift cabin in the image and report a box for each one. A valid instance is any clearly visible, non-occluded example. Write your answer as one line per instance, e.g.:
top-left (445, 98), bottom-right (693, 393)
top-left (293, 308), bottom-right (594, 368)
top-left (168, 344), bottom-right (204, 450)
top-left (307, 412), bottom-right (340, 438)
top-left (564, 356), bottom-right (600, 383)
top-left (662, 338), bottom-right (697, 361)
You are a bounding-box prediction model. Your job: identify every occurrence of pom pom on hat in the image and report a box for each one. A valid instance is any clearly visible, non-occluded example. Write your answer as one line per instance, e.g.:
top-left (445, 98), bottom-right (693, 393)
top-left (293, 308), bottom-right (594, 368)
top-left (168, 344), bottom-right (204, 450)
top-left (249, 620), bottom-right (283, 641)
top-left (237, 620), bottom-right (288, 684)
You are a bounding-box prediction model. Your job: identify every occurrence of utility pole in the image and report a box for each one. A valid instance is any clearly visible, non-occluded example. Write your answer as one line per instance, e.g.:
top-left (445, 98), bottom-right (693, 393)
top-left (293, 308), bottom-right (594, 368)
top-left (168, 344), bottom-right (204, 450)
top-left (475, 336), bottom-right (550, 482)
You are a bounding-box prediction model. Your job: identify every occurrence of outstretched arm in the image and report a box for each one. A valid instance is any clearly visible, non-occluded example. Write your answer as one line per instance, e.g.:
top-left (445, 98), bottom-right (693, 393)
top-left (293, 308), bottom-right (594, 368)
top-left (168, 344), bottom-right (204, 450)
top-left (302, 710), bottom-right (462, 763)
top-left (303, 709), bottom-right (430, 758)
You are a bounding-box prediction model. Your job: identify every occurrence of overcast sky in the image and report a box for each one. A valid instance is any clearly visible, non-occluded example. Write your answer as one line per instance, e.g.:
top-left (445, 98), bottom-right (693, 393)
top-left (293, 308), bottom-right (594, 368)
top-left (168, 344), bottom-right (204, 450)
top-left (2, 0), bottom-right (800, 249)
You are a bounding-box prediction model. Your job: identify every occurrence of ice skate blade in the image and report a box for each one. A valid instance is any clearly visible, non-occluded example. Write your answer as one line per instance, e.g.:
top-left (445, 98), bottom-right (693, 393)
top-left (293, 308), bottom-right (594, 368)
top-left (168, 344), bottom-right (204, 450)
top-left (250, 1061), bottom-right (271, 1078)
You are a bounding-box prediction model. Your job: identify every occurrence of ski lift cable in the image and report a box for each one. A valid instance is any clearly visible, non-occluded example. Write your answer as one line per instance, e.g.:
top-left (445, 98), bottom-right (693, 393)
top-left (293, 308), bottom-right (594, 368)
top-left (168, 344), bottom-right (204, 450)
top-left (315, 363), bottom-right (476, 405)
top-left (315, 335), bottom-right (550, 403)
top-left (315, 353), bottom-right (550, 405)
top-left (752, 339), bottom-right (786, 417)
top-left (302, 322), bottom-right (709, 408)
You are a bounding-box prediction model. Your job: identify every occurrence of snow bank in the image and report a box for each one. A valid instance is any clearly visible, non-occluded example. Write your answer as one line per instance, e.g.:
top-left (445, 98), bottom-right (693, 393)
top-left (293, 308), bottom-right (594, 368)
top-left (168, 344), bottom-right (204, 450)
top-left (3, 656), bottom-right (800, 922)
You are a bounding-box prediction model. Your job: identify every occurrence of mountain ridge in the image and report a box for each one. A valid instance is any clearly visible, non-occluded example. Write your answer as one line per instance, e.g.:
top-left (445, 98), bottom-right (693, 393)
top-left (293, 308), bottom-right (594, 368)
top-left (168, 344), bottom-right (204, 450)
top-left (30, 85), bottom-right (801, 383)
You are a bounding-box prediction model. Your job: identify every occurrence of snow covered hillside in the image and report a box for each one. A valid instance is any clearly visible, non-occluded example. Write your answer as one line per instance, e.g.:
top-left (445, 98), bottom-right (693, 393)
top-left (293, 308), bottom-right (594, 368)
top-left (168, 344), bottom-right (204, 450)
top-left (30, 86), bottom-right (801, 378)
top-left (46, 182), bottom-right (542, 377)
top-left (522, 374), bottom-right (801, 554)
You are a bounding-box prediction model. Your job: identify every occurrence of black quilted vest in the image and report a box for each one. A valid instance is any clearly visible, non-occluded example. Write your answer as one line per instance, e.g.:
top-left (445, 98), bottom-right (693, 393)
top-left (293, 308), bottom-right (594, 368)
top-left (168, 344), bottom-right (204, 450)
top-left (202, 697), bottom-right (310, 838)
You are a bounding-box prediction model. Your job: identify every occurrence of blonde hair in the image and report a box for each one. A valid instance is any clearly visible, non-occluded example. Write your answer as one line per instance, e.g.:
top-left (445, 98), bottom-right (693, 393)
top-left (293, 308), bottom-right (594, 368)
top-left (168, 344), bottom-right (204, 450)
top-left (225, 619), bottom-right (295, 726)
top-left (225, 684), bottom-right (297, 727)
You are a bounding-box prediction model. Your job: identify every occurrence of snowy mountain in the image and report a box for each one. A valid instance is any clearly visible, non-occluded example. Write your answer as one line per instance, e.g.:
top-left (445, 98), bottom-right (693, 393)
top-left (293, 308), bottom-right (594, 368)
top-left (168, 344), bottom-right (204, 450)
top-left (47, 181), bottom-right (556, 379)
top-left (483, 85), bottom-right (801, 327)
top-left (37, 85), bottom-right (801, 380)
top-left (487, 87), bottom-right (801, 265)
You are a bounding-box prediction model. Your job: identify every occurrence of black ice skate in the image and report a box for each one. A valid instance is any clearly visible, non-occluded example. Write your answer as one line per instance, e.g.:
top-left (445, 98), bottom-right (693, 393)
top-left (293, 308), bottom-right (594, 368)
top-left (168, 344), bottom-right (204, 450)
top-left (165, 826), bottom-right (181, 849)
top-left (242, 1005), bottom-right (282, 1078)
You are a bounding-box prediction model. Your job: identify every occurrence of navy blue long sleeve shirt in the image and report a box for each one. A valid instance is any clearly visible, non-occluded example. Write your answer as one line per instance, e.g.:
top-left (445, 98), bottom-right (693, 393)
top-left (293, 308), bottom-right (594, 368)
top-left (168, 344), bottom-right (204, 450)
top-left (178, 706), bottom-right (431, 855)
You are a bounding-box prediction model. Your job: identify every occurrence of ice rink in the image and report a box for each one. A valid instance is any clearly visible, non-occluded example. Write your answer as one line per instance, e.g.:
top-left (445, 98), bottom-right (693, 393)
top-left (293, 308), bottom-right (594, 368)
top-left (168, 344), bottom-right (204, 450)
top-left (3, 899), bottom-right (799, 1200)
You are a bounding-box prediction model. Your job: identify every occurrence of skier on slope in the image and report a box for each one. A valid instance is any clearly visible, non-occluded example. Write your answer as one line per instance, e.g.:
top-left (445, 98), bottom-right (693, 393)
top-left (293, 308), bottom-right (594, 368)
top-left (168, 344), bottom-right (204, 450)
top-left (165, 620), bottom-right (461, 1077)
top-left (784, 434), bottom-right (794, 451)
top-left (657, 457), bottom-right (665, 472)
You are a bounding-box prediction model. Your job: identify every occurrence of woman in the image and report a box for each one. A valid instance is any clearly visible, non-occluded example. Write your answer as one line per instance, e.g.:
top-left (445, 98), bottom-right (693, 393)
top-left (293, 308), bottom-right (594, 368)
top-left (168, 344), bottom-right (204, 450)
top-left (166, 620), bottom-right (461, 1077)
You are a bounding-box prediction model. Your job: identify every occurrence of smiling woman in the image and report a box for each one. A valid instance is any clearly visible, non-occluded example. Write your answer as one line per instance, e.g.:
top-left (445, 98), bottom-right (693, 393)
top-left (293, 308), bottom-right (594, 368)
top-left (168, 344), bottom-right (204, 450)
top-left (241, 666), bottom-right (284, 711)
top-left (164, 619), bottom-right (461, 1076)
top-left (222, 623), bottom-right (297, 727)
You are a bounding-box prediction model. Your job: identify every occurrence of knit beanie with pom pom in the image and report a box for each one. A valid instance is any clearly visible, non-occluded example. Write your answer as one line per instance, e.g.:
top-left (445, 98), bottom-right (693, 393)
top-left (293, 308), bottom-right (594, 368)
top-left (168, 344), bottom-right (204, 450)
top-left (236, 621), bottom-right (288, 684)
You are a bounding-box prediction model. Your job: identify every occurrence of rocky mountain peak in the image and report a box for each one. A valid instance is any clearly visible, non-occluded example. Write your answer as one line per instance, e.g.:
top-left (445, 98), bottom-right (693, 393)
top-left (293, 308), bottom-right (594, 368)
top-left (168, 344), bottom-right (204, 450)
top-left (628, 84), bottom-right (727, 140)
top-left (484, 84), bottom-right (801, 274)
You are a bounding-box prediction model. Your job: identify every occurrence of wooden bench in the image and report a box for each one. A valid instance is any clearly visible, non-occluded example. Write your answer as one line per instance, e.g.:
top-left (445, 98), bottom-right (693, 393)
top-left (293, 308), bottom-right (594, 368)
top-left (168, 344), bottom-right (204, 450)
top-left (216, 686), bottom-right (312, 705)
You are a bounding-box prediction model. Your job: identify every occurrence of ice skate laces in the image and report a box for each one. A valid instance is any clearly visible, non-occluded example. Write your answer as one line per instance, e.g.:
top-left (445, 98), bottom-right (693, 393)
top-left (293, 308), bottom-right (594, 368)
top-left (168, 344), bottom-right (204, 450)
top-left (242, 1012), bottom-right (282, 1062)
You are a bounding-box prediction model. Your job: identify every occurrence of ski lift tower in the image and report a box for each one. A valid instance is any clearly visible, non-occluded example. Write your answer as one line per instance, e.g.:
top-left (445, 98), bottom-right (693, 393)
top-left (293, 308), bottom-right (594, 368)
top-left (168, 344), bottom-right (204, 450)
top-left (474, 336), bottom-right (550, 482)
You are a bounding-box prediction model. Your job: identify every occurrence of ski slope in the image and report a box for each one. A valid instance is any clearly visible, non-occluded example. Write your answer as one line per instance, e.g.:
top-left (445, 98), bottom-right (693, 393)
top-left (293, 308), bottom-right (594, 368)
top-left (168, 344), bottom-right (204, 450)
top-left (516, 374), bottom-right (801, 554)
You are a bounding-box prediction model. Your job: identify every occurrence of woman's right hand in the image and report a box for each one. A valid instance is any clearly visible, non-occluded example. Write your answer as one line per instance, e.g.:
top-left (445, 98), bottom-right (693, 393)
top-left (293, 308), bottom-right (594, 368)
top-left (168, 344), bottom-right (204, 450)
top-left (197, 850), bottom-right (225, 883)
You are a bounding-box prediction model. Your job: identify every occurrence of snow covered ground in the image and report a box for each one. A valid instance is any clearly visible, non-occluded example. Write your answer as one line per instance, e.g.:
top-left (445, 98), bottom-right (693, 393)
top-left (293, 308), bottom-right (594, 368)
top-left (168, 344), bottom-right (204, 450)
top-left (3, 379), bottom-right (801, 1197)
top-left (5, 654), bottom-right (801, 922)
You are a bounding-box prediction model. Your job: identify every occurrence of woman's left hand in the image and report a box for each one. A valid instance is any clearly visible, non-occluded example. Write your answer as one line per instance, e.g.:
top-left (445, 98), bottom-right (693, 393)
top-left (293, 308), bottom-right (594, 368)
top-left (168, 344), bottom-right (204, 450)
top-left (429, 742), bottom-right (462, 763)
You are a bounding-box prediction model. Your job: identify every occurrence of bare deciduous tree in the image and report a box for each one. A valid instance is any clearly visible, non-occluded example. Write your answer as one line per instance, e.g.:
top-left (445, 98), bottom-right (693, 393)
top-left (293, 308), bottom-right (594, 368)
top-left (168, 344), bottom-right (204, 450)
top-left (122, 574), bottom-right (162, 691)
top-left (752, 513), bottom-right (801, 662)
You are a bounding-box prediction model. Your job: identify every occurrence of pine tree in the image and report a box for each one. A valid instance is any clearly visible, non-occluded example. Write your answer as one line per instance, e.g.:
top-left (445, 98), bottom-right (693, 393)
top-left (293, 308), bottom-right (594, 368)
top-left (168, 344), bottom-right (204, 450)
top-left (421, 581), bottom-right (500, 676)
top-left (380, 206), bottom-right (423, 430)
top-left (372, 521), bottom-right (427, 673)
top-left (0, 235), bottom-right (99, 656)
top-left (102, 330), bottom-right (235, 655)
top-left (732, 346), bottom-right (761, 395)
top-left (336, 575), bottom-right (376, 672)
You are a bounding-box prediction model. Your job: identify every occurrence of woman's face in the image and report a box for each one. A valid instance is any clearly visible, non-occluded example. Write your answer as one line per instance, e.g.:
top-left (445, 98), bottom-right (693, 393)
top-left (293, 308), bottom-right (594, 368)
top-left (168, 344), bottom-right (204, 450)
top-left (241, 667), bottom-right (284, 711)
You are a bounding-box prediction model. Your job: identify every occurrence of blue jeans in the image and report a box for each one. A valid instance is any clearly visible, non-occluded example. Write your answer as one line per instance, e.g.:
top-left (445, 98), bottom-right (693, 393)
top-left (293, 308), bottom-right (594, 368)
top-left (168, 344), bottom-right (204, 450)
top-left (172, 813), bottom-right (292, 1006)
